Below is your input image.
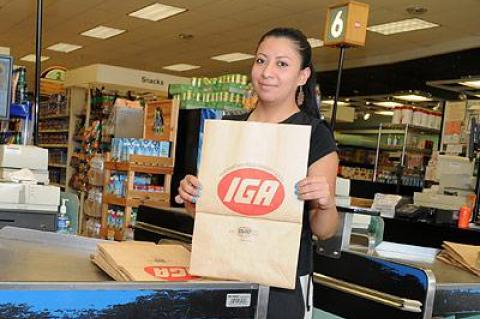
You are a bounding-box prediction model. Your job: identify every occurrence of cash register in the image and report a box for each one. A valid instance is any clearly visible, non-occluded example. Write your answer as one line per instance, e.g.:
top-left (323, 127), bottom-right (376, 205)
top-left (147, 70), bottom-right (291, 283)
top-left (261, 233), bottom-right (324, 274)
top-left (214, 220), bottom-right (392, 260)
top-left (0, 145), bottom-right (60, 231)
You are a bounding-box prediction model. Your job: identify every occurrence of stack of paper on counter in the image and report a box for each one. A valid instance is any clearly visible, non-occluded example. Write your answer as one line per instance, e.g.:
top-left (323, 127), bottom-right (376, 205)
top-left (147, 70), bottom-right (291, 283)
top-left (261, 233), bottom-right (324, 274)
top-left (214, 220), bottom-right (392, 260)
top-left (91, 241), bottom-right (200, 282)
top-left (437, 241), bottom-right (480, 276)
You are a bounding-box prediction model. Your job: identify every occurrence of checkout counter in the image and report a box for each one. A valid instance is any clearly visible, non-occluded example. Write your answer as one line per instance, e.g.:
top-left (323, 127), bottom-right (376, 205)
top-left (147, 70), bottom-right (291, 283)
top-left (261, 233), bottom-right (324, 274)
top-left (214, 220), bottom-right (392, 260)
top-left (133, 204), bottom-right (480, 319)
top-left (0, 226), bottom-right (269, 318)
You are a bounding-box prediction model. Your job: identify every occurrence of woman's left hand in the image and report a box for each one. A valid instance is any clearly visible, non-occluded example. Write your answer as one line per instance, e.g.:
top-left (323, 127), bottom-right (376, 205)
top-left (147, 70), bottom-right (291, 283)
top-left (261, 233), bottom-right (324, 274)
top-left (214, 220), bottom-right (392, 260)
top-left (295, 176), bottom-right (335, 210)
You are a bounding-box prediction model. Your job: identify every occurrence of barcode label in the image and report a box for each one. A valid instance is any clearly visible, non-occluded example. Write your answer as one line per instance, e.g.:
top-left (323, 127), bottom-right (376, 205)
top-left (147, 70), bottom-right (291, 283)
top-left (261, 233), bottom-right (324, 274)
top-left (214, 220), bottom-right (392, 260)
top-left (226, 293), bottom-right (251, 308)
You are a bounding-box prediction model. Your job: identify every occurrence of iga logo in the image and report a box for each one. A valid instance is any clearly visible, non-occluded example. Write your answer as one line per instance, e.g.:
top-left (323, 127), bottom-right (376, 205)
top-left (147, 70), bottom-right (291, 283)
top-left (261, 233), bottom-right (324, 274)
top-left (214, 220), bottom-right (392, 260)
top-left (144, 266), bottom-right (199, 281)
top-left (217, 168), bottom-right (285, 216)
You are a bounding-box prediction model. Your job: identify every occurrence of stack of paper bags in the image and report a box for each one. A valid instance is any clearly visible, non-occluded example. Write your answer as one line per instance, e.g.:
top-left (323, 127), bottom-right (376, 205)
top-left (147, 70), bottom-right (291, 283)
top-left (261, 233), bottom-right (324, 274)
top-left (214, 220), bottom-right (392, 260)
top-left (91, 241), bottom-right (200, 282)
top-left (437, 241), bottom-right (480, 276)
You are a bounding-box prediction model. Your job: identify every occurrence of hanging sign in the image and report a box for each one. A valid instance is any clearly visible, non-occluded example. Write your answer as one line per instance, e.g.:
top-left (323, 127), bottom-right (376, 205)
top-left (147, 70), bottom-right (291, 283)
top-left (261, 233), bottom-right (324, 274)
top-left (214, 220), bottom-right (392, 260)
top-left (323, 1), bottom-right (369, 47)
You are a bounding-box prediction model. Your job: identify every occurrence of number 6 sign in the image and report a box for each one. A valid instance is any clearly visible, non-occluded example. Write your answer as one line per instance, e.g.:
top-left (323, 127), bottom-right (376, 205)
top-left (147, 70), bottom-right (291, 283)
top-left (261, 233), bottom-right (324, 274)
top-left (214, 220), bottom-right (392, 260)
top-left (323, 1), bottom-right (369, 48)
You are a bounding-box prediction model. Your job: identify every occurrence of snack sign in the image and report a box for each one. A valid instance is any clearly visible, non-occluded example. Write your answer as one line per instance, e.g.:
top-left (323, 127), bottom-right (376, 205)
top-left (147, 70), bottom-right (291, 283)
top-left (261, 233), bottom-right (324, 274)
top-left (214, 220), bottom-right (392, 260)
top-left (217, 168), bottom-right (285, 216)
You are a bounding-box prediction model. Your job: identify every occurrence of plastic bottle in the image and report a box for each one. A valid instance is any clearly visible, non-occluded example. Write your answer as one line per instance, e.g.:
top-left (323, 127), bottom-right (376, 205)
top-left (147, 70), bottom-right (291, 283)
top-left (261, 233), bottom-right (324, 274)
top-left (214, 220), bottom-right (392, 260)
top-left (458, 205), bottom-right (472, 229)
top-left (57, 199), bottom-right (70, 234)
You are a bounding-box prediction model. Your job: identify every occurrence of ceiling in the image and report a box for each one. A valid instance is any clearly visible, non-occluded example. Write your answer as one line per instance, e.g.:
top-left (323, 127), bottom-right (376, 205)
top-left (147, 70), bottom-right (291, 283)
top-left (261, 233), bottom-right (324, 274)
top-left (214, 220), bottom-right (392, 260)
top-left (0, 0), bottom-right (479, 87)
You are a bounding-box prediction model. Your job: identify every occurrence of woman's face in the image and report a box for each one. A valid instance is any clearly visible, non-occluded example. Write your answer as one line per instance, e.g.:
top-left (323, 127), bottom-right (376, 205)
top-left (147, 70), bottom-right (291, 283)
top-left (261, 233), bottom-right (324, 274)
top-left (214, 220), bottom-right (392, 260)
top-left (251, 36), bottom-right (310, 105)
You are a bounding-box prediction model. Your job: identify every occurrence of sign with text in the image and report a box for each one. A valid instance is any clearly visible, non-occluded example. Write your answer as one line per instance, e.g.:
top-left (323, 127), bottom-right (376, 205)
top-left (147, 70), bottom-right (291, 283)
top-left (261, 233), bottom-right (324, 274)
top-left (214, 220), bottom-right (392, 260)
top-left (190, 120), bottom-right (311, 289)
top-left (324, 1), bottom-right (369, 47)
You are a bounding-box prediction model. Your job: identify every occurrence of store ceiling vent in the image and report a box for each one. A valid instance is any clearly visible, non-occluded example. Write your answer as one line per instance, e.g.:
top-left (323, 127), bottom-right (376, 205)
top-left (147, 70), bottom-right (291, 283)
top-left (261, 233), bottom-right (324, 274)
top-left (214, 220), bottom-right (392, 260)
top-left (0, 46), bottom-right (10, 55)
top-left (368, 18), bottom-right (439, 35)
top-left (129, 3), bottom-right (186, 21)
top-left (211, 52), bottom-right (254, 63)
top-left (81, 26), bottom-right (126, 39)
top-left (307, 38), bottom-right (324, 48)
top-left (47, 43), bottom-right (82, 53)
top-left (162, 64), bottom-right (200, 72)
top-left (20, 54), bottom-right (50, 62)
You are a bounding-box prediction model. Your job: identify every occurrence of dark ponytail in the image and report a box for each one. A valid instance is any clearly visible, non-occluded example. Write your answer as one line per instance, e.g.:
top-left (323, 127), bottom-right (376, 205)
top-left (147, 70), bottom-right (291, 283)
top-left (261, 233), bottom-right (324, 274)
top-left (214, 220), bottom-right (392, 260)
top-left (258, 27), bottom-right (320, 119)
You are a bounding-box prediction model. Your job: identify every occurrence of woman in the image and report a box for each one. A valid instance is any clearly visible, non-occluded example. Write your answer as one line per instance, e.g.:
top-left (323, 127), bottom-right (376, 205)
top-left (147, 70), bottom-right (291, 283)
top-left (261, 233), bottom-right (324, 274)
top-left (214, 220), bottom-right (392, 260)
top-left (176, 27), bottom-right (339, 319)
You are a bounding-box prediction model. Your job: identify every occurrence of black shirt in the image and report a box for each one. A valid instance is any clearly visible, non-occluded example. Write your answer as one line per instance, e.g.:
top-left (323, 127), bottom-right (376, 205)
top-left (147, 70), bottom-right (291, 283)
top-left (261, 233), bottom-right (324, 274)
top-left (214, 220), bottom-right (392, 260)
top-left (224, 110), bottom-right (337, 276)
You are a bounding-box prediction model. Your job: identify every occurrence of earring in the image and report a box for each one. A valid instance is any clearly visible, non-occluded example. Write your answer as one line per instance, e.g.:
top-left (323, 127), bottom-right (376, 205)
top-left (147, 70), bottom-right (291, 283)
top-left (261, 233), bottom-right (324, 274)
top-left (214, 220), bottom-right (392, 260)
top-left (296, 86), bottom-right (304, 105)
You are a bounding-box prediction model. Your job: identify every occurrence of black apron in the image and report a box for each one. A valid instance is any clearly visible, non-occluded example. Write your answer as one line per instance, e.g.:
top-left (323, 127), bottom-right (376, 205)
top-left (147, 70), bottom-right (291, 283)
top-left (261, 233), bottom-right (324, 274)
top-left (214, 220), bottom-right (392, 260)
top-left (267, 277), bottom-right (305, 319)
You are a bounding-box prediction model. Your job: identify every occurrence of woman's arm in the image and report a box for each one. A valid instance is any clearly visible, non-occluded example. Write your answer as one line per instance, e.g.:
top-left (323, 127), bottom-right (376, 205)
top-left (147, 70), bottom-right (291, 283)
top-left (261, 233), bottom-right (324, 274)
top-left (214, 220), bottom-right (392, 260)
top-left (296, 152), bottom-right (339, 239)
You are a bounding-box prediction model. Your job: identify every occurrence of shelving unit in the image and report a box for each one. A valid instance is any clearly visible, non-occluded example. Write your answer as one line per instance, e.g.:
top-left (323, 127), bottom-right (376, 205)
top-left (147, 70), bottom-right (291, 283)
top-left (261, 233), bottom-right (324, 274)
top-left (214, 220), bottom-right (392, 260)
top-left (62, 64), bottom-right (188, 237)
top-left (100, 99), bottom-right (179, 240)
top-left (38, 93), bottom-right (69, 189)
top-left (373, 123), bottom-right (440, 187)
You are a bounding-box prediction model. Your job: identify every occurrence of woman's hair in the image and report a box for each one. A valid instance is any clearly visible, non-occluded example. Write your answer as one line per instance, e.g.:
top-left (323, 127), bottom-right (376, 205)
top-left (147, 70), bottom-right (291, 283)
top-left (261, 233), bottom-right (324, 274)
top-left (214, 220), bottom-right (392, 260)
top-left (257, 27), bottom-right (320, 119)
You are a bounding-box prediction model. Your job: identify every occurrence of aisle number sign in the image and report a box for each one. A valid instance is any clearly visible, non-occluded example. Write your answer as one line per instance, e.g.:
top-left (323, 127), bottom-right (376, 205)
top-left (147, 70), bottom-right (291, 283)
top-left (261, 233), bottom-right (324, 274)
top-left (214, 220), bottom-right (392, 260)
top-left (323, 1), bottom-right (369, 48)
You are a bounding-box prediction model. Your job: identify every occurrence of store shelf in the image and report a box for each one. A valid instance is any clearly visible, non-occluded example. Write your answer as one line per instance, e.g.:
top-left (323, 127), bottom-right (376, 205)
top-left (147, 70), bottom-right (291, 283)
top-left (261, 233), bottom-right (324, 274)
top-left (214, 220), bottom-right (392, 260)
top-left (104, 160), bottom-right (174, 175)
top-left (38, 144), bottom-right (69, 148)
top-left (103, 194), bottom-right (141, 207)
top-left (382, 124), bottom-right (441, 134)
top-left (39, 114), bottom-right (69, 120)
top-left (39, 129), bottom-right (69, 133)
top-left (339, 161), bottom-right (374, 169)
top-left (48, 163), bottom-right (67, 168)
top-left (338, 124), bottom-right (440, 135)
top-left (129, 190), bottom-right (170, 202)
top-left (381, 145), bottom-right (433, 154)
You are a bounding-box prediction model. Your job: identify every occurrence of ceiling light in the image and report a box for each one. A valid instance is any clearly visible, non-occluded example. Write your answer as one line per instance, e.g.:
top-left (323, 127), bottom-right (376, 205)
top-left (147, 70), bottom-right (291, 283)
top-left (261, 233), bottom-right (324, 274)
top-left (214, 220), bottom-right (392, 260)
top-left (307, 38), bottom-right (324, 48)
top-left (162, 64), bottom-right (200, 71)
top-left (322, 100), bottom-right (350, 106)
top-left (459, 80), bottom-right (480, 89)
top-left (367, 18), bottom-right (439, 35)
top-left (373, 101), bottom-right (403, 108)
top-left (20, 54), bottom-right (50, 62)
top-left (129, 3), bottom-right (186, 22)
top-left (475, 95), bottom-right (480, 98)
top-left (375, 111), bottom-right (395, 116)
top-left (81, 26), bottom-right (126, 39)
top-left (47, 42), bottom-right (82, 53)
top-left (363, 113), bottom-right (371, 120)
top-left (211, 52), bottom-right (254, 63)
top-left (393, 94), bottom-right (433, 102)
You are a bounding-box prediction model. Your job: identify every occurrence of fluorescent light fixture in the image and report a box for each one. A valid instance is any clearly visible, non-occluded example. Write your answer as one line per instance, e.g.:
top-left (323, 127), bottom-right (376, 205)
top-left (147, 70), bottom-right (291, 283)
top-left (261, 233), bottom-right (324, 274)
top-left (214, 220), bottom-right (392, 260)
top-left (129, 3), bottom-right (186, 21)
top-left (307, 38), bottom-right (324, 48)
top-left (367, 18), bottom-right (439, 35)
top-left (393, 94), bottom-right (433, 102)
top-left (322, 100), bottom-right (349, 106)
top-left (373, 101), bottom-right (403, 108)
top-left (211, 52), bottom-right (254, 63)
top-left (47, 42), bottom-right (82, 53)
top-left (81, 25), bottom-right (126, 39)
top-left (459, 80), bottom-right (480, 89)
top-left (0, 46), bottom-right (10, 55)
top-left (375, 110), bottom-right (395, 116)
top-left (475, 95), bottom-right (480, 98)
top-left (20, 54), bottom-right (50, 62)
top-left (162, 63), bottom-right (200, 71)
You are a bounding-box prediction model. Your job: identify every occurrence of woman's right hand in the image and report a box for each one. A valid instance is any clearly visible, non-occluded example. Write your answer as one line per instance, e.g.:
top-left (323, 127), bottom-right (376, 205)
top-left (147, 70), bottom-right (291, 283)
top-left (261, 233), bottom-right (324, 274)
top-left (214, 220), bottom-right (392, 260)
top-left (175, 174), bottom-right (202, 215)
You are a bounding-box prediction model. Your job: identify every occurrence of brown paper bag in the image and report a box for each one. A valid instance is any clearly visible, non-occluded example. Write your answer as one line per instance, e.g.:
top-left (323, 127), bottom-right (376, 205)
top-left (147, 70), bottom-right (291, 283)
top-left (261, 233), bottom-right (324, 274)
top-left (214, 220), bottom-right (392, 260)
top-left (190, 120), bottom-right (311, 289)
top-left (92, 242), bottom-right (200, 282)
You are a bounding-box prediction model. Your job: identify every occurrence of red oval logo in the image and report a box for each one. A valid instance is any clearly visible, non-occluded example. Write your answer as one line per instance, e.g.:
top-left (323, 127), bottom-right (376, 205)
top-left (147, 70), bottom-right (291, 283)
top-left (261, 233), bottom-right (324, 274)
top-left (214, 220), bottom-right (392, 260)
top-left (144, 266), bottom-right (200, 281)
top-left (217, 168), bottom-right (285, 216)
